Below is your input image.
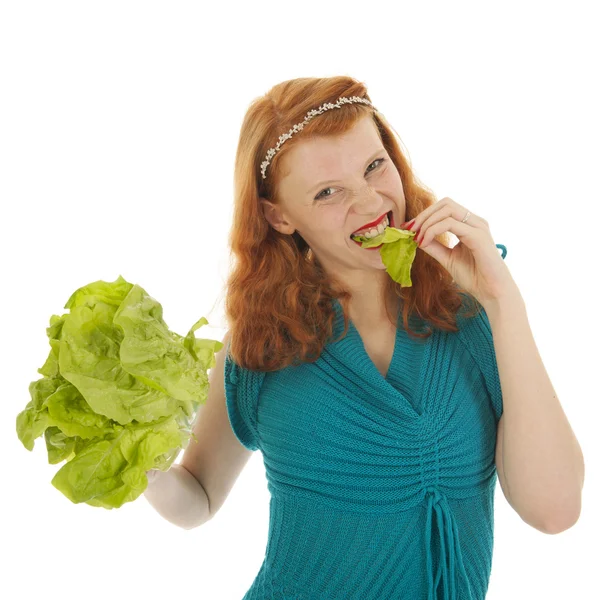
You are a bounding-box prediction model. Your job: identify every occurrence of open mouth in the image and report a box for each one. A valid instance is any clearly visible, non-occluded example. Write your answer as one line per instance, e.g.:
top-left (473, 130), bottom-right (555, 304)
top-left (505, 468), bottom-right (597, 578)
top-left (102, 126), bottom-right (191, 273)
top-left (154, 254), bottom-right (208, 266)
top-left (350, 210), bottom-right (394, 248)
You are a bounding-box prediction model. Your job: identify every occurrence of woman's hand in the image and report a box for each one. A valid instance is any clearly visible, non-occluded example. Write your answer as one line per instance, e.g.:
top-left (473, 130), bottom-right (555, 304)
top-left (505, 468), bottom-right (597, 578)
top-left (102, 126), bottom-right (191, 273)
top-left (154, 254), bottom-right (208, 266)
top-left (406, 197), bottom-right (519, 307)
top-left (145, 469), bottom-right (160, 485)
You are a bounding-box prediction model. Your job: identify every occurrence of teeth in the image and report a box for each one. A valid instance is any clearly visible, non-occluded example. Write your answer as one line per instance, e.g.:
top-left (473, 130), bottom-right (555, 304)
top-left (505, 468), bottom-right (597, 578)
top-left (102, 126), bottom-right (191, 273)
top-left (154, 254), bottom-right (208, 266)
top-left (352, 214), bottom-right (389, 238)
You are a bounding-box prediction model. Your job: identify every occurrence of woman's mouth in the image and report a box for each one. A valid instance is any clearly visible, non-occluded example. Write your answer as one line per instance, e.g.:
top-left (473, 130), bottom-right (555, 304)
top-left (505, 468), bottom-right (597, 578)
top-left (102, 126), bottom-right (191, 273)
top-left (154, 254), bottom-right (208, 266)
top-left (350, 210), bottom-right (394, 249)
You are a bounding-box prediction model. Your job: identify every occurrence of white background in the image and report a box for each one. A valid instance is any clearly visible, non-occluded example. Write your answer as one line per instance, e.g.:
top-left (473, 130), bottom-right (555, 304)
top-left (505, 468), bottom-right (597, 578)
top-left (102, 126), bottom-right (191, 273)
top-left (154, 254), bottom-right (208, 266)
top-left (1, 1), bottom-right (597, 598)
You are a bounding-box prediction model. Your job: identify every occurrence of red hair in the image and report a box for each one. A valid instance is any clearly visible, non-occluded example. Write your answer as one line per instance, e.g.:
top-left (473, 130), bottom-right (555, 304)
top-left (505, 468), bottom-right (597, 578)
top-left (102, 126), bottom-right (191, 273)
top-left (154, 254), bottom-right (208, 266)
top-left (223, 76), bottom-right (481, 372)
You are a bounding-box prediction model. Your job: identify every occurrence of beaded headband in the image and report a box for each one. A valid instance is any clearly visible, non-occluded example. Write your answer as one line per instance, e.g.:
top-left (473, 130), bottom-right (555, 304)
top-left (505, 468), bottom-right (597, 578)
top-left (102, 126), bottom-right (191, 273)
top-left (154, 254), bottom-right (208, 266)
top-left (260, 95), bottom-right (379, 180)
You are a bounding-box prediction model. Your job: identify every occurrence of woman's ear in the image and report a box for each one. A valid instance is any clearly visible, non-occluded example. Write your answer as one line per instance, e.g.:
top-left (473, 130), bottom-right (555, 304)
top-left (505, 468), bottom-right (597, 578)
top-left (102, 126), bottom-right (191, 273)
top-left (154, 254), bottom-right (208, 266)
top-left (259, 198), bottom-right (296, 235)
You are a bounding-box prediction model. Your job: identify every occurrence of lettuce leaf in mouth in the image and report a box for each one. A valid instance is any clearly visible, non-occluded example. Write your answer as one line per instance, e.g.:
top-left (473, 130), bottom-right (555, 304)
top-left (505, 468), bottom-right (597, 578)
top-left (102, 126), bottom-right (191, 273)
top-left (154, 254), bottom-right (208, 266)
top-left (16, 275), bottom-right (223, 509)
top-left (351, 226), bottom-right (419, 286)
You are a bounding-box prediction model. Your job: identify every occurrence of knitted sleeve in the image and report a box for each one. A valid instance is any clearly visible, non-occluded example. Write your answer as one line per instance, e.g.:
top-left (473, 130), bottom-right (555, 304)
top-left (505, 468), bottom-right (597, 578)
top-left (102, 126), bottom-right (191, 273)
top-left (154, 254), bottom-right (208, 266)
top-left (473, 305), bottom-right (503, 421)
top-left (474, 244), bottom-right (507, 421)
top-left (223, 339), bottom-right (265, 452)
top-left (457, 302), bottom-right (504, 423)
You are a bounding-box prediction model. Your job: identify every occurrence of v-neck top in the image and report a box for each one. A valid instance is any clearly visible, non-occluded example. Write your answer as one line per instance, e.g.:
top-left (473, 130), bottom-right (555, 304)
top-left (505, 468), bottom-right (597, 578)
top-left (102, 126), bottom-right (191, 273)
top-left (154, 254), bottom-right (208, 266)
top-left (225, 286), bottom-right (505, 599)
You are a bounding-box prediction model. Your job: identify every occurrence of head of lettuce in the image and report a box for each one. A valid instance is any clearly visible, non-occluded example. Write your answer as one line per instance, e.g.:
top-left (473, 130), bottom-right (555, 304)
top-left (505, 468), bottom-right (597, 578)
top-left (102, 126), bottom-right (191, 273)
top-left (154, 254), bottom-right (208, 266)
top-left (16, 275), bottom-right (223, 509)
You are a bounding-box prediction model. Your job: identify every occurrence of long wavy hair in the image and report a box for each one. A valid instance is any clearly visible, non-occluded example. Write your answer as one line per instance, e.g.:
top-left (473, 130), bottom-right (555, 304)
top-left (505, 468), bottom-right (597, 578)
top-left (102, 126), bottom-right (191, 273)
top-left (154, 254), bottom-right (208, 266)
top-left (223, 76), bottom-right (482, 372)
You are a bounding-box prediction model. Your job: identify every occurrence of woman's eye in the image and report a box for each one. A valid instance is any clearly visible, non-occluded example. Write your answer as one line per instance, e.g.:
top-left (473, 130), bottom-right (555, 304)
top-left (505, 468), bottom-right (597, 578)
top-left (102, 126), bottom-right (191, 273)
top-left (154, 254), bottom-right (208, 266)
top-left (314, 158), bottom-right (386, 200)
top-left (366, 157), bottom-right (386, 173)
top-left (315, 186), bottom-right (336, 200)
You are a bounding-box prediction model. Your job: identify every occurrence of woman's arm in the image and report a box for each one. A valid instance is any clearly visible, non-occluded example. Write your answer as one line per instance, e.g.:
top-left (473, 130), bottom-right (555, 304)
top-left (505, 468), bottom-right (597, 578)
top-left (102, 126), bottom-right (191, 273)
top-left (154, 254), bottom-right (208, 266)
top-left (144, 463), bottom-right (212, 530)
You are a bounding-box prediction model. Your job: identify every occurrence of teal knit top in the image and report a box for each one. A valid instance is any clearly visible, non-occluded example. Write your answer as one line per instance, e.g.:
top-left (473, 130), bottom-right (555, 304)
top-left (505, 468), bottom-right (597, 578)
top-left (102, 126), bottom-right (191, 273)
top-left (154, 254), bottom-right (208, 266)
top-left (224, 247), bottom-right (506, 600)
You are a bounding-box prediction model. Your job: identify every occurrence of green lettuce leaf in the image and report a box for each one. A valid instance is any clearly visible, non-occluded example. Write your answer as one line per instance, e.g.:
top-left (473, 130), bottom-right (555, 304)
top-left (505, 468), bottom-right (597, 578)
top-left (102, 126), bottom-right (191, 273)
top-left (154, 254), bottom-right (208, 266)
top-left (44, 427), bottom-right (83, 464)
top-left (16, 275), bottom-right (222, 509)
top-left (351, 225), bottom-right (418, 286)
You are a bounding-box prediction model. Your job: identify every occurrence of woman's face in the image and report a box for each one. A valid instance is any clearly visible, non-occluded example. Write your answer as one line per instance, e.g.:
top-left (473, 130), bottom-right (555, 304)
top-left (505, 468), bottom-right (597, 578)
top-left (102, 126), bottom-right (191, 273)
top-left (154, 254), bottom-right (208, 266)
top-left (261, 114), bottom-right (407, 279)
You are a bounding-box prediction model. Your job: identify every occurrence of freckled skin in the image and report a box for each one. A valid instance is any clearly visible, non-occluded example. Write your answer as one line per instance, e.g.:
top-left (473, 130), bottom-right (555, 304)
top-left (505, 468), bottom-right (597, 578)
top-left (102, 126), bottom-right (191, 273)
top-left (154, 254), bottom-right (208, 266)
top-left (259, 114), bottom-right (407, 320)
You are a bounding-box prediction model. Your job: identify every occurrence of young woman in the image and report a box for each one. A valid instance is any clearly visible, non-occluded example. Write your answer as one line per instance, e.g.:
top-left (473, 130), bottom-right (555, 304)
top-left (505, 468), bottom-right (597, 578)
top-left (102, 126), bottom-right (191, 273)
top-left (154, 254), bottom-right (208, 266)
top-left (145, 75), bottom-right (584, 600)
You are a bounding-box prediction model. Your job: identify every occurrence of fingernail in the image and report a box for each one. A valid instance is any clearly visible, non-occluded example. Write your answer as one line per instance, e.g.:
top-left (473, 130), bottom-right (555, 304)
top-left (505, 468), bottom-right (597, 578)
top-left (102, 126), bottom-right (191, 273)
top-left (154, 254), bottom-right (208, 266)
top-left (406, 219), bottom-right (415, 230)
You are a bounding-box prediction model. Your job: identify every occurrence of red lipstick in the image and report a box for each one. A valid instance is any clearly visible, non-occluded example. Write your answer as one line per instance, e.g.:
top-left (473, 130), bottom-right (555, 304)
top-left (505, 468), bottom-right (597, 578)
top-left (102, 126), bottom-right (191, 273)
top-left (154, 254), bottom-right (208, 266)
top-left (351, 211), bottom-right (389, 235)
top-left (351, 211), bottom-right (395, 249)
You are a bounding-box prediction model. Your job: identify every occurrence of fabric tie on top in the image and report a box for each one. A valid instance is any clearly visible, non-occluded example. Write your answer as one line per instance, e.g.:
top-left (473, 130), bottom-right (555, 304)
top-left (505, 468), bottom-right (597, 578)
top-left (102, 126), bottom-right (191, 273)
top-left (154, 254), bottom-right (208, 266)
top-left (424, 486), bottom-right (470, 600)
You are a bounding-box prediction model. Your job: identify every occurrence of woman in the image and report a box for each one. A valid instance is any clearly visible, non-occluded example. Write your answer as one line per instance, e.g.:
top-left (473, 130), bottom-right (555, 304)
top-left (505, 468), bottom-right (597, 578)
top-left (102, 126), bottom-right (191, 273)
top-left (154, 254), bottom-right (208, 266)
top-left (145, 75), bottom-right (584, 599)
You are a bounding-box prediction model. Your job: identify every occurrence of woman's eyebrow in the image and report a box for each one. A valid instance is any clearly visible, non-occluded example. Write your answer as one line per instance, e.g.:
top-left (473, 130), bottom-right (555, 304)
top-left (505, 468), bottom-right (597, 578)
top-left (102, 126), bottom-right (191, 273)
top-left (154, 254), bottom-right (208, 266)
top-left (306, 147), bottom-right (386, 194)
